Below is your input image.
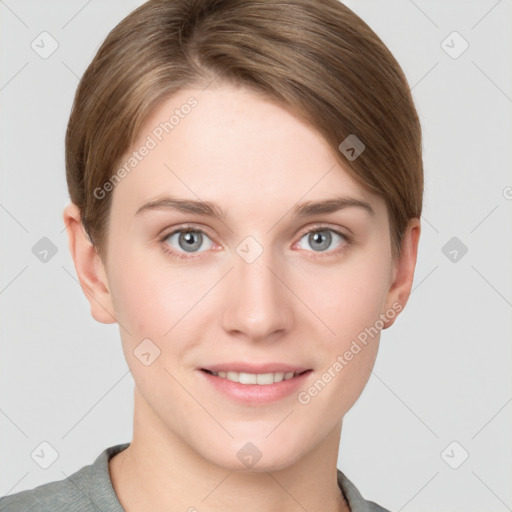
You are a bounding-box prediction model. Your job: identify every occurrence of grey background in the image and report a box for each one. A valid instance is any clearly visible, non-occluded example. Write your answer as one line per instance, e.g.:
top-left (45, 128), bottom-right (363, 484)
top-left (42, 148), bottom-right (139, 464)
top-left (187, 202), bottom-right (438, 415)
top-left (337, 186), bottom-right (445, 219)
top-left (1, 1), bottom-right (511, 510)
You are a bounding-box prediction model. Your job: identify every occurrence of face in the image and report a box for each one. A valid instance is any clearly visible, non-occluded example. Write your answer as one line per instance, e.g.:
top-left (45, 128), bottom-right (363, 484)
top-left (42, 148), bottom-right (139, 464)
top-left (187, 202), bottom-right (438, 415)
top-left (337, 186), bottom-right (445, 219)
top-left (87, 82), bottom-right (411, 471)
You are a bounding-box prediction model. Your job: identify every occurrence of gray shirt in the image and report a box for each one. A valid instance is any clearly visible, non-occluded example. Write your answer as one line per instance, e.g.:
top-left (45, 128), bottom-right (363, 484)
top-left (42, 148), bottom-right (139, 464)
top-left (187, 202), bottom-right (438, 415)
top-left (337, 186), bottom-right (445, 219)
top-left (0, 443), bottom-right (391, 511)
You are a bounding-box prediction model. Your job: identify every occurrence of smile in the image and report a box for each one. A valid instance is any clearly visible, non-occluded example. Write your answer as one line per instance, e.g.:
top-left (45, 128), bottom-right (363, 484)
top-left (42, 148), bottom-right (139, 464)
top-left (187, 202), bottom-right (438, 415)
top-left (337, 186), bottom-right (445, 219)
top-left (201, 369), bottom-right (308, 385)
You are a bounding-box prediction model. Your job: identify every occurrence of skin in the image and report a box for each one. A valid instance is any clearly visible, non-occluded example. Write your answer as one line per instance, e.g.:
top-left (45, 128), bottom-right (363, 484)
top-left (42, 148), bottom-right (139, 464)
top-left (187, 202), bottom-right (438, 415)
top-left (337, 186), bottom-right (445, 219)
top-left (63, 82), bottom-right (420, 512)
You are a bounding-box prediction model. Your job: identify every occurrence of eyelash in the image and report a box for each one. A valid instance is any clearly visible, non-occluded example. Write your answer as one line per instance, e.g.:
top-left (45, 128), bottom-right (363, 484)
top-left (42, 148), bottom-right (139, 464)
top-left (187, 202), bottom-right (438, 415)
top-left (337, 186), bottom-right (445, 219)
top-left (158, 223), bottom-right (352, 261)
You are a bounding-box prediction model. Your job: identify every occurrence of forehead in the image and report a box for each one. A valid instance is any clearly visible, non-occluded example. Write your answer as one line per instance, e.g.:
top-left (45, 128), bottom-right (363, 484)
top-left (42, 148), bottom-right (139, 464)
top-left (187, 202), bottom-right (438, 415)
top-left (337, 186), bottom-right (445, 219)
top-left (110, 83), bottom-right (384, 218)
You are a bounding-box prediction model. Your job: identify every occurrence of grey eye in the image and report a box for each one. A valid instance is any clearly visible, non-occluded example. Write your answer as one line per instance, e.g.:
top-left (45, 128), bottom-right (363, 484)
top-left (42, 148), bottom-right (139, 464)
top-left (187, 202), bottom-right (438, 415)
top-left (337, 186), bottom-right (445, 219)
top-left (297, 229), bottom-right (345, 252)
top-left (165, 230), bottom-right (214, 253)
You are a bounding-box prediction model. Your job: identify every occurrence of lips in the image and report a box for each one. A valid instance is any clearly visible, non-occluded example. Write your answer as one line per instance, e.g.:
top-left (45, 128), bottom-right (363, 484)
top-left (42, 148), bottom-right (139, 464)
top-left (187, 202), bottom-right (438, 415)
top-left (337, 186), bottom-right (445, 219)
top-left (198, 364), bottom-right (313, 404)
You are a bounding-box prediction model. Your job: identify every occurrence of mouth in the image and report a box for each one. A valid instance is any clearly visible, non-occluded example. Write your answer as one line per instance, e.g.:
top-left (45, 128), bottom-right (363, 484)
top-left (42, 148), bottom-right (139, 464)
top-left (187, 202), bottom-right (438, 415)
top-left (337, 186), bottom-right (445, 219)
top-left (200, 368), bottom-right (312, 385)
top-left (198, 365), bottom-right (314, 404)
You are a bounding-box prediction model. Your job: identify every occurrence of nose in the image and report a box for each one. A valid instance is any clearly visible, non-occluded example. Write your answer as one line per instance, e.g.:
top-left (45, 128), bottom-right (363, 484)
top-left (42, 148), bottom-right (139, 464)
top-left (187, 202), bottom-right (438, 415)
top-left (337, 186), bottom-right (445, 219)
top-left (221, 246), bottom-right (294, 342)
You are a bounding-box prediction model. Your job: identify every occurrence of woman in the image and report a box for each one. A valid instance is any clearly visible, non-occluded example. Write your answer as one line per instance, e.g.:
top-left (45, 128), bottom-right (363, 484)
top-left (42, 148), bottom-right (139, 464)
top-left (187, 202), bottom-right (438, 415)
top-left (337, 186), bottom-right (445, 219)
top-left (0, 0), bottom-right (422, 510)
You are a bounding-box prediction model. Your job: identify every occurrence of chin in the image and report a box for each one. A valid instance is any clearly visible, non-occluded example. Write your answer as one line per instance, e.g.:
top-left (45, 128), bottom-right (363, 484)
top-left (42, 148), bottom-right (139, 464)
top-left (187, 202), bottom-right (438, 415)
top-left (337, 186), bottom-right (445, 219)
top-left (199, 435), bottom-right (303, 473)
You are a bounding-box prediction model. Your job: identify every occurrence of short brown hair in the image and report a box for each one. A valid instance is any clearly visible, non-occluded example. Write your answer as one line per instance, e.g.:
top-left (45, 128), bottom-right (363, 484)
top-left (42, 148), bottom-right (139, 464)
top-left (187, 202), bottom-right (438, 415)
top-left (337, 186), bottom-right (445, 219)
top-left (65, 0), bottom-right (423, 261)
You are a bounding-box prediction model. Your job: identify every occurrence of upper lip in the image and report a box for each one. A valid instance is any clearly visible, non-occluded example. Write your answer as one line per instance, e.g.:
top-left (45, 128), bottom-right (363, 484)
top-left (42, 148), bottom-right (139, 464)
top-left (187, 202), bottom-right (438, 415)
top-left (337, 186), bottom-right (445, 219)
top-left (200, 362), bottom-right (311, 374)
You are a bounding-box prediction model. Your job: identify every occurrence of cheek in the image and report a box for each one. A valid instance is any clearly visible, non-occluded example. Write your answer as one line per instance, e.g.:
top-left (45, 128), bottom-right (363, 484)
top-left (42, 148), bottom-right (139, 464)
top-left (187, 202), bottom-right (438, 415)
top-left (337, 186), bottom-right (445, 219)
top-left (306, 253), bottom-right (392, 343)
top-left (296, 263), bottom-right (389, 418)
top-left (108, 255), bottom-right (197, 395)
top-left (108, 246), bottom-right (186, 339)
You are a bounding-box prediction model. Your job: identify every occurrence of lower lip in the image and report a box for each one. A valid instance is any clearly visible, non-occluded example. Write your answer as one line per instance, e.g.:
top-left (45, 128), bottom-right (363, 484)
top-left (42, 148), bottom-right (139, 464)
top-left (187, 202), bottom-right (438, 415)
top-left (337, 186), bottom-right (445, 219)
top-left (198, 369), bottom-right (313, 405)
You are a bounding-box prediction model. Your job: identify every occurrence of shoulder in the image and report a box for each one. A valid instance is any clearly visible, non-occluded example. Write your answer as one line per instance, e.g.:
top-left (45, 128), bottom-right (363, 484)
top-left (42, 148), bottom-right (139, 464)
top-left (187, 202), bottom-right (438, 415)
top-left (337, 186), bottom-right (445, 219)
top-left (0, 471), bottom-right (89, 512)
top-left (0, 443), bottom-right (130, 512)
top-left (337, 469), bottom-right (392, 512)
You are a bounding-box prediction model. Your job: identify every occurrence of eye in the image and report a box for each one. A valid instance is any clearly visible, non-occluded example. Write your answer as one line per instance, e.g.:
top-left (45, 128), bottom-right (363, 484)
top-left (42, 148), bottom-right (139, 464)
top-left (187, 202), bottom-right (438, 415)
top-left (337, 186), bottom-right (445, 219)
top-left (295, 226), bottom-right (350, 255)
top-left (159, 223), bottom-right (351, 261)
top-left (160, 226), bottom-right (215, 260)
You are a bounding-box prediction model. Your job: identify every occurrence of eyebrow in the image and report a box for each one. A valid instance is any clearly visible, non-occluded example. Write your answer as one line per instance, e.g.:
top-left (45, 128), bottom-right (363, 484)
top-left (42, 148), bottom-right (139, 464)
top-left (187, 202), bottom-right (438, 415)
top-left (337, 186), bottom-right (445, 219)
top-left (134, 195), bottom-right (375, 219)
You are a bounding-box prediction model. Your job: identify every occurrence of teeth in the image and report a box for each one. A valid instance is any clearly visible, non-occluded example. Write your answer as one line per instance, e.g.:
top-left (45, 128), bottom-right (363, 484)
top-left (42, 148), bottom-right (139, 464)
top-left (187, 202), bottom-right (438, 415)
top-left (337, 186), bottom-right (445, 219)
top-left (210, 370), bottom-right (300, 385)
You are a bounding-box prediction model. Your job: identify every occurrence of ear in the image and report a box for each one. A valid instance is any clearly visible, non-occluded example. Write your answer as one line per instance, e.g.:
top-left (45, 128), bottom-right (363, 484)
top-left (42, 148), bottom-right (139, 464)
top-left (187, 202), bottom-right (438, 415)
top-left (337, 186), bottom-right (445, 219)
top-left (382, 218), bottom-right (421, 329)
top-left (62, 203), bottom-right (117, 324)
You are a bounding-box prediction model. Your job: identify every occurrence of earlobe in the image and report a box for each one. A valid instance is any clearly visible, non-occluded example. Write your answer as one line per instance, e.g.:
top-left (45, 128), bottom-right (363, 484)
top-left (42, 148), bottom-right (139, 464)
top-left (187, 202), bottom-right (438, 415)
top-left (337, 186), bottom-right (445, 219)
top-left (62, 203), bottom-right (117, 324)
top-left (382, 218), bottom-right (421, 329)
